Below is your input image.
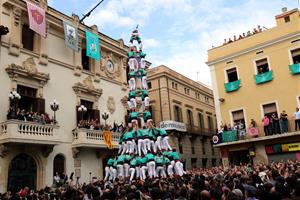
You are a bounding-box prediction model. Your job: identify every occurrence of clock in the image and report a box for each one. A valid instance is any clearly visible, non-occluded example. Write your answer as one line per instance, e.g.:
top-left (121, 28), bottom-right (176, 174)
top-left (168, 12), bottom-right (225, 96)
top-left (106, 60), bottom-right (114, 73)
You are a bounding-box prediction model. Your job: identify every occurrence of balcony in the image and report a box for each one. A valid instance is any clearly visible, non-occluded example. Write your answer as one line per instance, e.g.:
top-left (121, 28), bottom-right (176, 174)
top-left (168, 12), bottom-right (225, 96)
top-left (255, 70), bottom-right (273, 84)
top-left (0, 120), bottom-right (62, 145)
top-left (289, 63), bottom-right (300, 75)
top-left (224, 80), bottom-right (241, 92)
top-left (186, 125), bottom-right (214, 136)
top-left (72, 128), bottom-right (120, 148)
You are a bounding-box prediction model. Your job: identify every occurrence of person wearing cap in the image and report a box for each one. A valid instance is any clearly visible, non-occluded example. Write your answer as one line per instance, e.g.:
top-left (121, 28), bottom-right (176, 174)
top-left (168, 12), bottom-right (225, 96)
top-left (105, 157), bottom-right (115, 181)
top-left (128, 70), bottom-right (136, 91)
top-left (124, 154), bottom-right (132, 178)
top-left (146, 151), bottom-right (156, 179)
top-left (155, 153), bottom-right (166, 178)
top-left (129, 155), bottom-right (137, 182)
top-left (116, 154), bottom-right (126, 179)
top-left (139, 154), bottom-right (148, 180)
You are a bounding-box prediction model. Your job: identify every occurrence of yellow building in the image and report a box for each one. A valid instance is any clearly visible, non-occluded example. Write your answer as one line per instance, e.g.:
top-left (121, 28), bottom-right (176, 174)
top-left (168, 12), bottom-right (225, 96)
top-left (207, 8), bottom-right (300, 165)
top-left (147, 65), bottom-right (221, 169)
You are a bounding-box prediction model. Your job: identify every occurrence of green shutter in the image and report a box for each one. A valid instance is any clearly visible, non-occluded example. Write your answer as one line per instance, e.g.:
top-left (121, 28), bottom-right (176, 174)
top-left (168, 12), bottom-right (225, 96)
top-left (289, 63), bottom-right (300, 75)
top-left (255, 70), bottom-right (273, 84)
top-left (222, 130), bottom-right (237, 142)
top-left (224, 79), bottom-right (241, 92)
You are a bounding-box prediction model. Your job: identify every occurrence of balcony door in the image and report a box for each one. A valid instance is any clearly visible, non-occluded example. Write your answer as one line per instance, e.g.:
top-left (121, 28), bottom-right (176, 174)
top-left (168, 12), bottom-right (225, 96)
top-left (8, 154), bottom-right (37, 193)
top-left (53, 154), bottom-right (65, 176)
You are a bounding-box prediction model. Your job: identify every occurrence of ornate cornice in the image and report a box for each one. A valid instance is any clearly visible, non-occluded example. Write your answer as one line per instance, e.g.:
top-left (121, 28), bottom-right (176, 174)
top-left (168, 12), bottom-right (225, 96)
top-left (6, 57), bottom-right (50, 85)
top-left (72, 76), bottom-right (103, 99)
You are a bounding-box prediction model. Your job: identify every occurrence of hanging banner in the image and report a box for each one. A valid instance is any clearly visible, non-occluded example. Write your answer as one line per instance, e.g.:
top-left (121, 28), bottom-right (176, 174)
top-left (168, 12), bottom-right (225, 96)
top-left (63, 21), bottom-right (78, 51)
top-left (86, 30), bottom-right (100, 61)
top-left (159, 120), bottom-right (187, 132)
top-left (26, 1), bottom-right (46, 37)
top-left (103, 130), bottom-right (113, 149)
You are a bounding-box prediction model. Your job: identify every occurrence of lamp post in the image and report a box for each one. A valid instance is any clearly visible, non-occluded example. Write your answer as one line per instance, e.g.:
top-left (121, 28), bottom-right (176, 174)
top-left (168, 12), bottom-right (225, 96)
top-left (50, 99), bottom-right (59, 124)
top-left (78, 105), bottom-right (87, 121)
top-left (102, 112), bottom-right (109, 126)
top-left (8, 91), bottom-right (21, 119)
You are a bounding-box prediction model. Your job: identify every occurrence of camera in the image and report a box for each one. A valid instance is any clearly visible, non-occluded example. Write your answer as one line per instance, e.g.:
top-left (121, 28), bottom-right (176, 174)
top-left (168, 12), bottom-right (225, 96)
top-left (0, 25), bottom-right (9, 36)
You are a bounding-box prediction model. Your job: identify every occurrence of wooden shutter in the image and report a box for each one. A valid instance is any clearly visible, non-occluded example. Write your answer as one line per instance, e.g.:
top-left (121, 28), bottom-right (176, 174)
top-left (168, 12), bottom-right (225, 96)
top-left (263, 103), bottom-right (277, 115)
top-left (232, 110), bottom-right (244, 121)
top-left (90, 109), bottom-right (100, 120)
top-left (291, 48), bottom-right (300, 57)
top-left (33, 98), bottom-right (45, 114)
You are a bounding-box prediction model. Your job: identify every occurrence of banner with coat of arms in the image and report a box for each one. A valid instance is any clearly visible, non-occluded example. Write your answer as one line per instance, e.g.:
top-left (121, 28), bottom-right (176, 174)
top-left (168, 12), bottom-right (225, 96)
top-left (26, 1), bottom-right (46, 37)
top-left (86, 30), bottom-right (101, 61)
top-left (63, 21), bottom-right (78, 51)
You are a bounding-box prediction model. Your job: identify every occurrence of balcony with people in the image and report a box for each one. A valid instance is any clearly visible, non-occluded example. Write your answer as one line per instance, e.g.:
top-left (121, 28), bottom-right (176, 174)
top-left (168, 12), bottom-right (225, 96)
top-left (1, 88), bottom-right (62, 146)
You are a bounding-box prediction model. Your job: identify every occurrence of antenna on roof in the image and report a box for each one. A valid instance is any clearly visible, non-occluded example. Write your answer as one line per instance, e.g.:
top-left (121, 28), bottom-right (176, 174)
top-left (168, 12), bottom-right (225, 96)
top-left (80, 0), bottom-right (105, 23)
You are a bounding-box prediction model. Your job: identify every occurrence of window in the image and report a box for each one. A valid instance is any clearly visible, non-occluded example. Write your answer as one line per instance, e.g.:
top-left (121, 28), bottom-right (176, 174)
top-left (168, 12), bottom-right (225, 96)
top-left (195, 92), bottom-right (200, 99)
top-left (174, 105), bottom-right (183, 122)
top-left (291, 48), bottom-right (300, 64)
top-left (184, 87), bottom-right (190, 95)
top-left (178, 137), bottom-right (183, 154)
top-left (187, 110), bottom-right (193, 126)
top-left (81, 48), bottom-right (90, 71)
top-left (256, 58), bottom-right (269, 74)
top-left (284, 16), bottom-right (290, 23)
top-left (205, 96), bottom-right (209, 103)
top-left (198, 113), bottom-right (204, 129)
top-left (202, 158), bottom-right (207, 168)
top-left (149, 105), bottom-right (155, 123)
top-left (77, 100), bottom-right (100, 123)
top-left (201, 139), bottom-right (206, 155)
top-left (172, 82), bottom-right (178, 90)
top-left (212, 158), bottom-right (216, 167)
top-left (232, 109), bottom-right (245, 124)
top-left (226, 68), bottom-right (238, 82)
top-left (207, 115), bottom-right (213, 131)
top-left (190, 138), bottom-right (195, 154)
top-left (22, 24), bottom-right (34, 51)
top-left (262, 102), bottom-right (277, 116)
top-left (17, 85), bottom-right (45, 114)
top-left (147, 82), bottom-right (152, 89)
top-left (191, 158), bottom-right (197, 168)
top-left (53, 154), bottom-right (65, 176)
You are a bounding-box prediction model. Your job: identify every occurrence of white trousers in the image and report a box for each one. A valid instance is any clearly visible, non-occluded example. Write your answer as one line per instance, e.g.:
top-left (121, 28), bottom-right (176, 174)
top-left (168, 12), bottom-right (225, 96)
top-left (104, 166), bottom-right (110, 181)
top-left (118, 143), bottom-right (122, 154)
top-left (117, 164), bottom-right (124, 178)
top-left (144, 138), bottom-right (151, 152)
top-left (167, 164), bottom-right (174, 177)
top-left (140, 58), bottom-right (146, 69)
top-left (126, 140), bottom-right (135, 154)
top-left (121, 143), bottom-right (127, 155)
top-left (143, 96), bottom-right (150, 109)
top-left (147, 161), bottom-right (156, 179)
top-left (127, 100), bottom-right (134, 111)
top-left (128, 58), bottom-right (138, 71)
top-left (135, 166), bottom-right (140, 178)
top-left (129, 168), bottom-right (135, 181)
top-left (156, 166), bottom-right (166, 178)
top-left (138, 139), bottom-right (147, 156)
top-left (124, 163), bottom-right (130, 178)
top-left (155, 136), bottom-right (162, 151)
top-left (128, 77), bottom-right (136, 91)
top-left (175, 161), bottom-right (184, 176)
top-left (109, 167), bottom-right (117, 181)
top-left (140, 166), bottom-right (148, 180)
top-left (141, 76), bottom-right (147, 90)
top-left (162, 136), bottom-right (172, 150)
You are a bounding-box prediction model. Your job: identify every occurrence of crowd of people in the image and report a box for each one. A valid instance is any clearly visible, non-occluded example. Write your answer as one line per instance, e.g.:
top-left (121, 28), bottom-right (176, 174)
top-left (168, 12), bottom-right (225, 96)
top-left (1, 160), bottom-right (300, 199)
top-left (222, 25), bottom-right (265, 45)
top-left (77, 120), bottom-right (125, 133)
top-left (7, 108), bottom-right (53, 124)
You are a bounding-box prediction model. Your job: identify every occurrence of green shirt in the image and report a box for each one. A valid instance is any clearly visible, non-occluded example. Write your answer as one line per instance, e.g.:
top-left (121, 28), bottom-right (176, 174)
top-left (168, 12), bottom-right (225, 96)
top-left (129, 112), bottom-right (139, 121)
top-left (130, 158), bottom-right (137, 167)
top-left (137, 129), bottom-right (147, 138)
top-left (141, 90), bottom-right (149, 100)
top-left (159, 128), bottom-right (167, 136)
top-left (117, 155), bottom-right (126, 164)
top-left (128, 51), bottom-right (135, 58)
top-left (155, 156), bottom-right (164, 164)
top-left (135, 156), bottom-right (142, 165)
top-left (162, 151), bottom-right (172, 158)
top-left (123, 129), bottom-right (135, 140)
top-left (113, 160), bottom-right (117, 167)
top-left (170, 151), bottom-right (180, 160)
top-left (148, 129), bottom-right (156, 140)
top-left (125, 155), bottom-right (132, 162)
top-left (146, 153), bottom-right (155, 161)
top-left (139, 51), bottom-right (146, 58)
top-left (140, 157), bottom-right (148, 164)
top-left (139, 69), bottom-right (147, 76)
top-left (129, 90), bottom-right (137, 99)
top-left (128, 71), bottom-right (136, 79)
top-left (143, 111), bottom-right (152, 122)
top-left (107, 158), bottom-right (115, 166)
top-left (163, 157), bottom-right (171, 165)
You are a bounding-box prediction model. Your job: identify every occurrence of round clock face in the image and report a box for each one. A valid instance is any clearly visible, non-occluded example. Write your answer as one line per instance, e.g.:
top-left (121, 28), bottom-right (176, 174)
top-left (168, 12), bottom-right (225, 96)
top-left (106, 60), bottom-right (114, 73)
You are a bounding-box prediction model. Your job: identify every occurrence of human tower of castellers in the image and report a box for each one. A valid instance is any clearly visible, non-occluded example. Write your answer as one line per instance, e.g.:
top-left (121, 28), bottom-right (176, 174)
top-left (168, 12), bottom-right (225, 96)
top-left (104, 28), bottom-right (185, 182)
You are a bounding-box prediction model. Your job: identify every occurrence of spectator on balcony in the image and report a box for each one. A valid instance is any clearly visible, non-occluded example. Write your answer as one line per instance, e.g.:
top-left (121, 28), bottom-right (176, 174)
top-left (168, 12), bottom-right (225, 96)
top-left (293, 107), bottom-right (300, 131)
top-left (271, 113), bottom-right (280, 134)
top-left (262, 115), bottom-right (271, 136)
top-left (258, 67), bottom-right (263, 74)
top-left (17, 109), bottom-right (27, 121)
top-left (280, 110), bottom-right (288, 133)
top-left (249, 119), bottom-right (257, 128)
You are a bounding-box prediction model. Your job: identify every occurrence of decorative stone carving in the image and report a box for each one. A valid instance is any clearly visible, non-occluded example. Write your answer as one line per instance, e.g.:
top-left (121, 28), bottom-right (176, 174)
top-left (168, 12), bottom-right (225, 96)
top-left (42, 146), bottom-right (54, 157)
top-left (100, 51), bottom-right (122, 79)
top-left (107, 97), bottom-right (116, 114)
top-left (0, 145), bottom-right (8, 157)
top-left (6, 57), bottom-right (50, 89)
top-left (72, 147), bottom-right (80, 158)
top-left (73, 76), bottom-right (103, 102)
top-left (13, 7), bottom-right (21, 27)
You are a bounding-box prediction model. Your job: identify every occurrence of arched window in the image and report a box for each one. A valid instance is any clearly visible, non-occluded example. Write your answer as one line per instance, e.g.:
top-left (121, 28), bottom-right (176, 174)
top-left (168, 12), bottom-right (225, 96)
top-left (53, 154), bottom-right (65, 176)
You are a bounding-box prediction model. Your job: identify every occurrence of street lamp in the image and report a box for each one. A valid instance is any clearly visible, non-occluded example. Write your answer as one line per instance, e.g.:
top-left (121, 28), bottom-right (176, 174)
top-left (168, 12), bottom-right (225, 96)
top-left (102, 112), bottom-right (109, 126)
top-left (50, 99), bottom-right (59, 124)
top-left (8, 91), bottom-right (21, 119)
top-left (78, 105), bottom-right (87, 121)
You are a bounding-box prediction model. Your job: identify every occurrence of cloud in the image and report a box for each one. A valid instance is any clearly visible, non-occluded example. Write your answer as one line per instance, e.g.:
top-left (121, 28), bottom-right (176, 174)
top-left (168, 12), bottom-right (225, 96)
top-left (144, 38), bottom-right (160, 48)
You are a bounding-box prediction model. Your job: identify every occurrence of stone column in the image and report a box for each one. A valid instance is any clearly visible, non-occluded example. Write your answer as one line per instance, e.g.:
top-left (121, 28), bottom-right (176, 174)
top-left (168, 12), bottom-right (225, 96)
top-left (253, 143), bottom-right (268, 164)
top-left (72, 14), bottom-right (82, 76)
top-left (8, 6), bottom-right (21, 56)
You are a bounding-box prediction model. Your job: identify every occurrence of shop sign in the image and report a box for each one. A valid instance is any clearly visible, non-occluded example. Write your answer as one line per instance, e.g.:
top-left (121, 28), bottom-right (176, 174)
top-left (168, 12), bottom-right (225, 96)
top-left (159, 121), bottom-right (187, 132)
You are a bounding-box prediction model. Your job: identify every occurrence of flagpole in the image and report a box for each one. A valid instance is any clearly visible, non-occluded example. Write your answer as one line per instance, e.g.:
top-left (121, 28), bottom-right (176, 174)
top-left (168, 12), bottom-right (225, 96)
top-left (80, 0), bottom-right (105, 23)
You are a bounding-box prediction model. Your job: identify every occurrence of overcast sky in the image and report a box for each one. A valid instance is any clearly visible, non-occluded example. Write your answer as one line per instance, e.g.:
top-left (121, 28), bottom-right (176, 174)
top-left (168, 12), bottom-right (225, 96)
top-left (49, 0), bottom-right (299, 86)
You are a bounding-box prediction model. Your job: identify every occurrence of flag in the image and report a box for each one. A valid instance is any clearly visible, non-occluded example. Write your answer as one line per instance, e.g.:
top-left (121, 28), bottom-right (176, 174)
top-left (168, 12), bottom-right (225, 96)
top-left (86, 30), bottom-right (100, 61)
top-left (63, 21), bottom-right (78, 51)
top-left (26, 1), bottom-right (46, 38)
